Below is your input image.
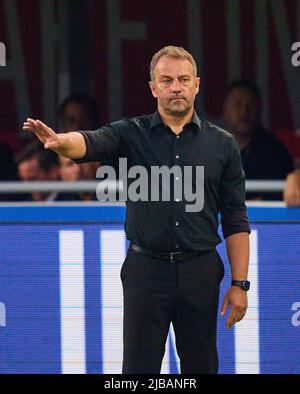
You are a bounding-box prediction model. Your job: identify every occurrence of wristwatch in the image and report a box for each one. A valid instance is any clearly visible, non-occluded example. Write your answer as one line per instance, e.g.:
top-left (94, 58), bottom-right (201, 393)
top-left (231, 280), bottom-right (250, 291)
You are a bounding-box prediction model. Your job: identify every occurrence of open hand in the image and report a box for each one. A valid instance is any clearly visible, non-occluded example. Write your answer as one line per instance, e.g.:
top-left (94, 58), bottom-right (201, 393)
top-left (23, 118), bottom-right (62, 150)
top-left (220, 286), bottom-right (248, 329)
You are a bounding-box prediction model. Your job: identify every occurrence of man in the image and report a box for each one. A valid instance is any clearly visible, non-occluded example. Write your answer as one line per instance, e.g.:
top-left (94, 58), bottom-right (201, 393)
top-left (23, 46), bottom-right (251, 374)
top-left (222, 79), bottom-right (294, 200)
top-left (16, 140), bottom-right (60, 201)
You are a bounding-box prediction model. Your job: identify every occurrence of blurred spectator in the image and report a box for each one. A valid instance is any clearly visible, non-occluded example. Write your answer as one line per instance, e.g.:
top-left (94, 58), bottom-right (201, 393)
top-left (57, 157), bottom-right (98, 201)
top-left (284, 169), bottom-right (300, 207)
top-left (59, 157), bottom-right (81, 182)
top-left (16, 140), bottom-right (60, 201)
top-left (222, 79), bottom-right (294, 200)
top-left (58, 93), bottom-right (99, 132)
top-left (0, 142), bottom-right (19, 201)
top-left (57, 93), bottom-right (101, 200)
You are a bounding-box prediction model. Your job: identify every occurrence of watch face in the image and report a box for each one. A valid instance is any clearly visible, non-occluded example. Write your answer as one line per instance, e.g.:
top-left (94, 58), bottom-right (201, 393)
top-left (243, 281), bottom-right (250, 290)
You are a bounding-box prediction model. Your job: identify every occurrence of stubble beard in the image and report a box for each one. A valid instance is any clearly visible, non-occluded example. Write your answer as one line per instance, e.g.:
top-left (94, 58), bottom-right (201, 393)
top-left (166, 99), bottom-right (192, 117)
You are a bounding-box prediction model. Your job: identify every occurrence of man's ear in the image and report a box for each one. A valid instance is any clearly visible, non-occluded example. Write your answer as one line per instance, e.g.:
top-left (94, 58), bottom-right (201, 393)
top-left (149, 81), bottom-right (158, 98)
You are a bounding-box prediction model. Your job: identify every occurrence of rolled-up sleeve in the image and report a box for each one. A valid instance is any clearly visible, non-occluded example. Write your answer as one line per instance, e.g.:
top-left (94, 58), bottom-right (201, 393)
top-left (220, 136), bottom-right (251, 238)
top-left (73, 125), bottom-right (122, 164)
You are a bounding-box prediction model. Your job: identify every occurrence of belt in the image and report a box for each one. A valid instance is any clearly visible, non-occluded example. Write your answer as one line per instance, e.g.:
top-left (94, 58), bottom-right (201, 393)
top-left (129, 243), bottom-right (210, 263)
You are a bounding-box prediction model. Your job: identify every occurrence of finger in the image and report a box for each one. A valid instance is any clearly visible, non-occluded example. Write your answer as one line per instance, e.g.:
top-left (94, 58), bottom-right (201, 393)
top-left (36, 121), bottom-right (58, 141)
top-left (237, 313), bottom-right (246, 322)
top-left (226, 305), bottom-right (243, 328)
top-left (23, 123), bottom-right (43, 136)
top-left (220, 297), bottom-right (229, 316)
top-left (44, 139), bottom-right (60, 150)
top-left (227, 314), bottom-right (240, 329)
top-left (226, 319), bottom-right (235, 329)
top-left (23, 124), bottom-right (37, 133)
top-left (23, 125), bottom-right (35, 131)
top-left (26, 118), bottom-right (36, 123)
top-left (23, 119), bottom-right (41, 133)
top-left (226, 310), bottom-right (237, 329)
top-left (23, 122), bottom-right (34, 129)
top-left (36, 120), bottom-right (54, 133)
top-left (26, 118), bottom-right (39, 128)
top-left (235, 311), bottom-right (245, 322)
top-left (236, 305), bottom-right (248, 321)
top-left (44, 140), bottom-right (54, 149)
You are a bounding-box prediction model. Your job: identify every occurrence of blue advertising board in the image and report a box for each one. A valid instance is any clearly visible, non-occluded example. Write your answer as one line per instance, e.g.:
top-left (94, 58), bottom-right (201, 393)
top-left (0, 204), bottom-right (299, 374)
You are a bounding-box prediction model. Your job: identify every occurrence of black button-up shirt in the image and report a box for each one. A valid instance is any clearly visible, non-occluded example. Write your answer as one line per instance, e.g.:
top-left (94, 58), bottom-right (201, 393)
top-left (75, 111), bottom-right (250, 252)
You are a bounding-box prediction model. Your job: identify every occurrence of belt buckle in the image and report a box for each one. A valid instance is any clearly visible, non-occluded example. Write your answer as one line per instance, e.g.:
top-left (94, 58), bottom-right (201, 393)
top-left (170, 251), bottom-right (180, 263)
top-left (170, 252), bottom-right (175, 263)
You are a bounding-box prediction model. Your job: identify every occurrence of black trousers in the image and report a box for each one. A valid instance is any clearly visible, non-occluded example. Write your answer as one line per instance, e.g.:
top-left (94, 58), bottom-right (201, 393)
top-left (121, 248), bottom-right (225, 374)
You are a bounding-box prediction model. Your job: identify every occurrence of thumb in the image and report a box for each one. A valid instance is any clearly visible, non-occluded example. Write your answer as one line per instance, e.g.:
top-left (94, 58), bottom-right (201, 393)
top-left (44, 139), bottom-right (58, 150)
top-left (221, 296), bottom-right (229, 316)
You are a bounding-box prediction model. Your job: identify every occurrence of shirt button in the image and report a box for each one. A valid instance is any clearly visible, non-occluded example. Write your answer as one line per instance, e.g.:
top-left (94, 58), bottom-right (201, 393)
top-left (176, 135), bottom-right (180, 139)
top-left (176, 155), bottom-right (179, 159)
top-left (175, 244), bottom-right (179, 249)
top-left (176, 177), bottom-right (179, 181)
top-left (175, 222), bottom-right (179, 226)
top-left (175, 198), bottom-right (179, 202)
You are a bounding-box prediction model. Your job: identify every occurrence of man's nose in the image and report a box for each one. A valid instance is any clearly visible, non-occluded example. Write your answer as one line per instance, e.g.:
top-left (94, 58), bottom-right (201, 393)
top-left (171, 79), bottom-right (181, 92)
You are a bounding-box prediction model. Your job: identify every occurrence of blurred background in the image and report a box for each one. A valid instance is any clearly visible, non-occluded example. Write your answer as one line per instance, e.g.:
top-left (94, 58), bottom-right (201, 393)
top-left (0, 0), bottom-right (300, 159)
top-left (0, 0), bottom-right (300, 375)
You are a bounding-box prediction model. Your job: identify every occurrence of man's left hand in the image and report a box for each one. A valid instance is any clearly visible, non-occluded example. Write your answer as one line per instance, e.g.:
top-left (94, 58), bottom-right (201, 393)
top-left (220, 286), bottom-right (248, 329)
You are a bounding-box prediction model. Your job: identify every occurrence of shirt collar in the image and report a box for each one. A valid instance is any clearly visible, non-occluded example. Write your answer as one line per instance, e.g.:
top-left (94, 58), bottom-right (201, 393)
top-left (150, 110), bottom-right (202, 131)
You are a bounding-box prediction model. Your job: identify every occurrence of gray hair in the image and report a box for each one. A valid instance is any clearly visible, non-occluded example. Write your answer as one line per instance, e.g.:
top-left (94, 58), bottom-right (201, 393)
top-left (150, 46), bottom-right (197, 81)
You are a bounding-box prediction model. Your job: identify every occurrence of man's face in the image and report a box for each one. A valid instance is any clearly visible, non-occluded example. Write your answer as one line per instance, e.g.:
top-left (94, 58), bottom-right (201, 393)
top-left (61, 103), bottom-right (93, 131)
top-left (149, 56), bottom-right (200, 117)
top-left (18, 156), bottom-right (45, 182)
top-left (79, 162), bottom-right (99, 180)
top-left (18, 155), bottom-right (59, 201)
top-left (59, 157), bottom-right (99, 183)
top-left (223, 88), bottom-right (261, 137)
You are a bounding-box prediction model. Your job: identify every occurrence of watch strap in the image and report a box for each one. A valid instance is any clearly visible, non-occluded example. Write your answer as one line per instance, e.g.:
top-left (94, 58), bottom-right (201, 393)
top-left (231, 280), bottom-right (250, 291)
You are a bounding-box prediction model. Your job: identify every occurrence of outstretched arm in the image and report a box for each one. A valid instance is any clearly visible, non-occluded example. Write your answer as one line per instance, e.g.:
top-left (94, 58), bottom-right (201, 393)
top-left (23, 118), bottom-right (86, 159)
